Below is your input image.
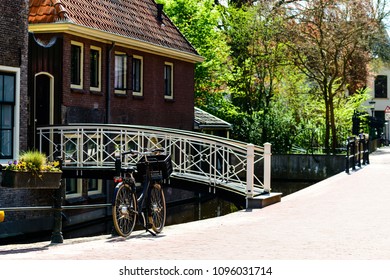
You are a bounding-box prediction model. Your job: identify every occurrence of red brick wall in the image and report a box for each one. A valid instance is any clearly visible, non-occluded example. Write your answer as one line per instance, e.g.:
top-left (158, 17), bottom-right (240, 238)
top-left (60, 35), bottom-right (195, 130)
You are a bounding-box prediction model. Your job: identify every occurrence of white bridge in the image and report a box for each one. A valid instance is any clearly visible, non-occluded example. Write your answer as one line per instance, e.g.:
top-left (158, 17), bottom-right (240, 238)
top-left (37, 124), bottom-right (279, 208)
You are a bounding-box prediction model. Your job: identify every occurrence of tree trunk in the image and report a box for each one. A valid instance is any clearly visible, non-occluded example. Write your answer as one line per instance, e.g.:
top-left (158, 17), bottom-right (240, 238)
top-left (324, 96), bottom-right (331, 154)
top-left (329, 94), bottom-right (337, 154)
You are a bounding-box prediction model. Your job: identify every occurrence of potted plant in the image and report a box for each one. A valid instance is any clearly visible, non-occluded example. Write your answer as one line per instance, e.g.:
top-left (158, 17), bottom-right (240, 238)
top-left (1, 150), bottom-right (62, 189)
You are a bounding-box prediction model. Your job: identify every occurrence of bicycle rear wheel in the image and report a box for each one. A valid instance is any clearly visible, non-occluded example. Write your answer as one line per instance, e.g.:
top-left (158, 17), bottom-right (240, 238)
top-left (112, 183), bottom-right (137, 237)
top-left (148, 183), bottom-right (166, 234)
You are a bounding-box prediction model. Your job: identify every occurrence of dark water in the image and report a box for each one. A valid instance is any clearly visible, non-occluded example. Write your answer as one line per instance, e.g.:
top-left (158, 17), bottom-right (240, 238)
top-left (271, 180), bottom-right (317, 196)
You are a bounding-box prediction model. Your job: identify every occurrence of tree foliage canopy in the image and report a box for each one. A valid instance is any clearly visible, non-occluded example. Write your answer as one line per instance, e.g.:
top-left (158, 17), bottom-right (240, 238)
top-left (160, 0), bottom-right (390, 154)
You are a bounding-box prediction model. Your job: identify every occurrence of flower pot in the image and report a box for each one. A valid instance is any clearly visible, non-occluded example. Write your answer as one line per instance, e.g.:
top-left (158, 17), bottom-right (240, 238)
top-left (1, 170), bottom-right (62, 189)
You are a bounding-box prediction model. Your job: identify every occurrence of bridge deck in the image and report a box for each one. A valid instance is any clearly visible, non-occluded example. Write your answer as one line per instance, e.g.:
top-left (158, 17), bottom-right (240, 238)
top-left (171, 173), bottom-right (264, 196)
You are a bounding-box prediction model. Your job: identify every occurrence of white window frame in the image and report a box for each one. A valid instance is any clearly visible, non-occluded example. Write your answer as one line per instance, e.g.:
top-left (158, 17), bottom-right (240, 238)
top-left (132, 55), bottom-right (143, 96)
top-left (65, 178), bottom-right (83, 199)
top-left (71, 41), bottom-right (84, 89)
top-left (164, 62), bottom-right (174, 100)
top-left (0, 65), bottom-right (20, 164)
top-left (88, 179), bottom-right (103, 196)
top-left (90, 46), bottom-right (102, 92)
top-left (115, 52), bottom-right (127, 94)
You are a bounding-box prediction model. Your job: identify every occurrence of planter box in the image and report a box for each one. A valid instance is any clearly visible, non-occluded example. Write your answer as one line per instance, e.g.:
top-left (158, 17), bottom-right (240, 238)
top-left (1, 170), bottom-right (62, 189)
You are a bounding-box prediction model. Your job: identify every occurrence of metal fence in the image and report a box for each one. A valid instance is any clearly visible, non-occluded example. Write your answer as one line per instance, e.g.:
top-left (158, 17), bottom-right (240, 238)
top-left (345, 134), bottom-right (370, 174)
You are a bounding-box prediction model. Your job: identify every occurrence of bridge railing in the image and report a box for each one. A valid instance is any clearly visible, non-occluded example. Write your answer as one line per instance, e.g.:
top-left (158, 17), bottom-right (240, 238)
top-left (345, 134), bottom-right (369, 173)
top-left (37, 124), bottom-right (271, 196)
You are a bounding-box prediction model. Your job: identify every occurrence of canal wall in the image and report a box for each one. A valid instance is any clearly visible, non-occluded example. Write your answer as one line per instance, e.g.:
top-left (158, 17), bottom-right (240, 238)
top-left (270, 154), bottom-right (345, 181)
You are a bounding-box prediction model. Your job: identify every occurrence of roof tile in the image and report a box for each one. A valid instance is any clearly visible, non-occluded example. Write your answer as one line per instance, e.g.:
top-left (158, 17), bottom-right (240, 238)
top-left (28, 0), bottom-right (198, 55)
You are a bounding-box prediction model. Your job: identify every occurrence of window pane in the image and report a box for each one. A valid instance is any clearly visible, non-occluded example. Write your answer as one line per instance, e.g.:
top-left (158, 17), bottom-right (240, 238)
top-left (65, 178), bottom-right (78, 195)
top-left (132, 58), bottom-right (141, 92)
top-left (65, 139), bottom-right (77, 161)
top-left (0, 73), bottom-right (15, 159)
top-left (0, 75), bottom-right (3, 102)
top-left (375, 75), bottom-right (387, 98)
top-left (164, 64), bottom-right (172, 97)
top-left (1, 105), bottom-right (13, 128)
top-left (71, 45), bottom-right (81, 85)
top-left (90, 49), bottom-right (99, 88)
top-left (0, 130), bottom-right (12, 158)
top-left (88, 179), bottom-right (99, 191)
top-left (4, 75), bottom-right (15, 102)
top-left (115, 55), bottom-right (126, 90)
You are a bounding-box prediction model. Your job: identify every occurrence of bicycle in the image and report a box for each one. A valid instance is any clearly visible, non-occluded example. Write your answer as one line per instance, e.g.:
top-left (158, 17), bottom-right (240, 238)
top-left (112, 148), bottom-right (172, 237)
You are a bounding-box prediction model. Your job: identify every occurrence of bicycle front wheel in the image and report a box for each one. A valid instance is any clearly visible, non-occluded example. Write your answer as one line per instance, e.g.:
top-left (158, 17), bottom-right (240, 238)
top-left (148, 183), bottom-right (166, 234)
top-left (112, 183), bottom-right (137, 237)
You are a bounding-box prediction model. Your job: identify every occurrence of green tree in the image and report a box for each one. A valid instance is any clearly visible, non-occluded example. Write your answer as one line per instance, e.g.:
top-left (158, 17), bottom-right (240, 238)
top-left (278, 0), bottom-right (387, 153)
top-left (160, 0), bottom-right (230, 107)
top-left (222, 3), bottom-right (293, 144)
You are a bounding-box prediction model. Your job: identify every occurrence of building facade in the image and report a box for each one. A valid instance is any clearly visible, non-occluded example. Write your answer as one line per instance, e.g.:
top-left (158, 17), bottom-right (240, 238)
top-left (27, 0), bottom-right (202, 148)
top-left (367, 68), bottom-right (390, 143)
top-left (1, 0), bottom-right (203, 242)
top-left (0, 0), bottom-right (29, 163)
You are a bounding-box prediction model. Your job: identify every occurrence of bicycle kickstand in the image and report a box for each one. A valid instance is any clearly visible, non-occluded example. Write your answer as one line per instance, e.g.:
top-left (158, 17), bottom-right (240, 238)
top-left (140, 213), bottom-right (156, 236)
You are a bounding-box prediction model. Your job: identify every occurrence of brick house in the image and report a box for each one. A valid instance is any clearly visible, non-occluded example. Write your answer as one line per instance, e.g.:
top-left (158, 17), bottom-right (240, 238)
top-left (28, 0), bottom-right (202, 200)
top-left (1, 0), bottom-right (203, 242)
top-left (27, 0), bottom-right (202, 149)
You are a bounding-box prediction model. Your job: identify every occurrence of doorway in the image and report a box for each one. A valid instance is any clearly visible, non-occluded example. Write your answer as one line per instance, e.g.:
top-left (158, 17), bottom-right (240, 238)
top-left (34, 73), bottom-right (54, 155)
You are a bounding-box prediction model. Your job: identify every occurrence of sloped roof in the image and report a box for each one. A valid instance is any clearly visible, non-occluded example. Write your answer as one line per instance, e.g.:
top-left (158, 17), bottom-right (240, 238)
top-left (28, 0), bottom-right (199, 56)
top-left (194, 107), bottom-right (232, 130)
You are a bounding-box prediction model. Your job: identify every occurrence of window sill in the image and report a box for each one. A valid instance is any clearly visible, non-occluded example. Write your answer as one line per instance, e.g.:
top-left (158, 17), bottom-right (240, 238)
top-left (114, 92), bottom-right (128, 97)
top-left (132, 94), bottom-right (144, 100)
top-left (90, 90), bottom-right (103, 95)
top-left (164, 97), bottom-right (175, 102)
top-left (71, 88), bottom-right (87, 94)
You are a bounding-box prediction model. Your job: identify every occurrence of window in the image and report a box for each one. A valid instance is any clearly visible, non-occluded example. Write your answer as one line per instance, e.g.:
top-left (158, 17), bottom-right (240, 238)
top-left (164, 62), bottom-right (173, 99)
top-left (71, 41), bottom-right (84, 89)
top-left (64, 132), bottom-right (102, 198)
top-left (88, 179), bottom-right (103, 196)
top-left (132, 55), bottom-right (143, 96)
top-left (90, 46), bottom-right (101, 91)
top-left (65, 178), bottom-right (82, 198)
top-left (0, 73), bottom-right (15, 159)
top-left (375, 75), bottom-right (387, 98)
top-left (115, 53), bottom-right (127, 93)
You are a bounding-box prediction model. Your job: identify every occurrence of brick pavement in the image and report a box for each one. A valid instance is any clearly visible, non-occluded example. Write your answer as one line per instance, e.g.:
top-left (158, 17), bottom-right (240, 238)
top-left (1, 147), bottom-right (390, 260)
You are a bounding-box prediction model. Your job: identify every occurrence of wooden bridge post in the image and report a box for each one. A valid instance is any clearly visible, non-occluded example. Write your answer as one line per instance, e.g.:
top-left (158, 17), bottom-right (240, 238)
top-left (263, 143), bottom-right (272, 193)
top-left (246, 143), bottom-right (255, 198)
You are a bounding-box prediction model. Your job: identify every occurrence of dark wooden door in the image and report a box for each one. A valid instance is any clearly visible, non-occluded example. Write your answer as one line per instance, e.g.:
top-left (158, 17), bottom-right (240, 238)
top-left (35, 74), bottom-right (51, 126)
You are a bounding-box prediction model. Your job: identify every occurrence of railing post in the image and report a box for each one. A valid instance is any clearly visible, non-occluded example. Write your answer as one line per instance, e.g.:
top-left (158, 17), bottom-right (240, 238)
top-left (263, 143), bottom-right (272, 193)
top-left (351, 136), bottom-right (356, 171)
top-left (51, 158), bottom-right (64, 244)
top-left (345, 137), bottom-right (350, 174)
top-left (246, 144), bottom-right (254, 198)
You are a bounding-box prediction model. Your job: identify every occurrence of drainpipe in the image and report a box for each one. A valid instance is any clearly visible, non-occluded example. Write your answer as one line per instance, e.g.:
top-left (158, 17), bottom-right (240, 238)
top-left (105, 42), bottom-right (115, 220)
top-left (106, 42), bottom-right (115, 124)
